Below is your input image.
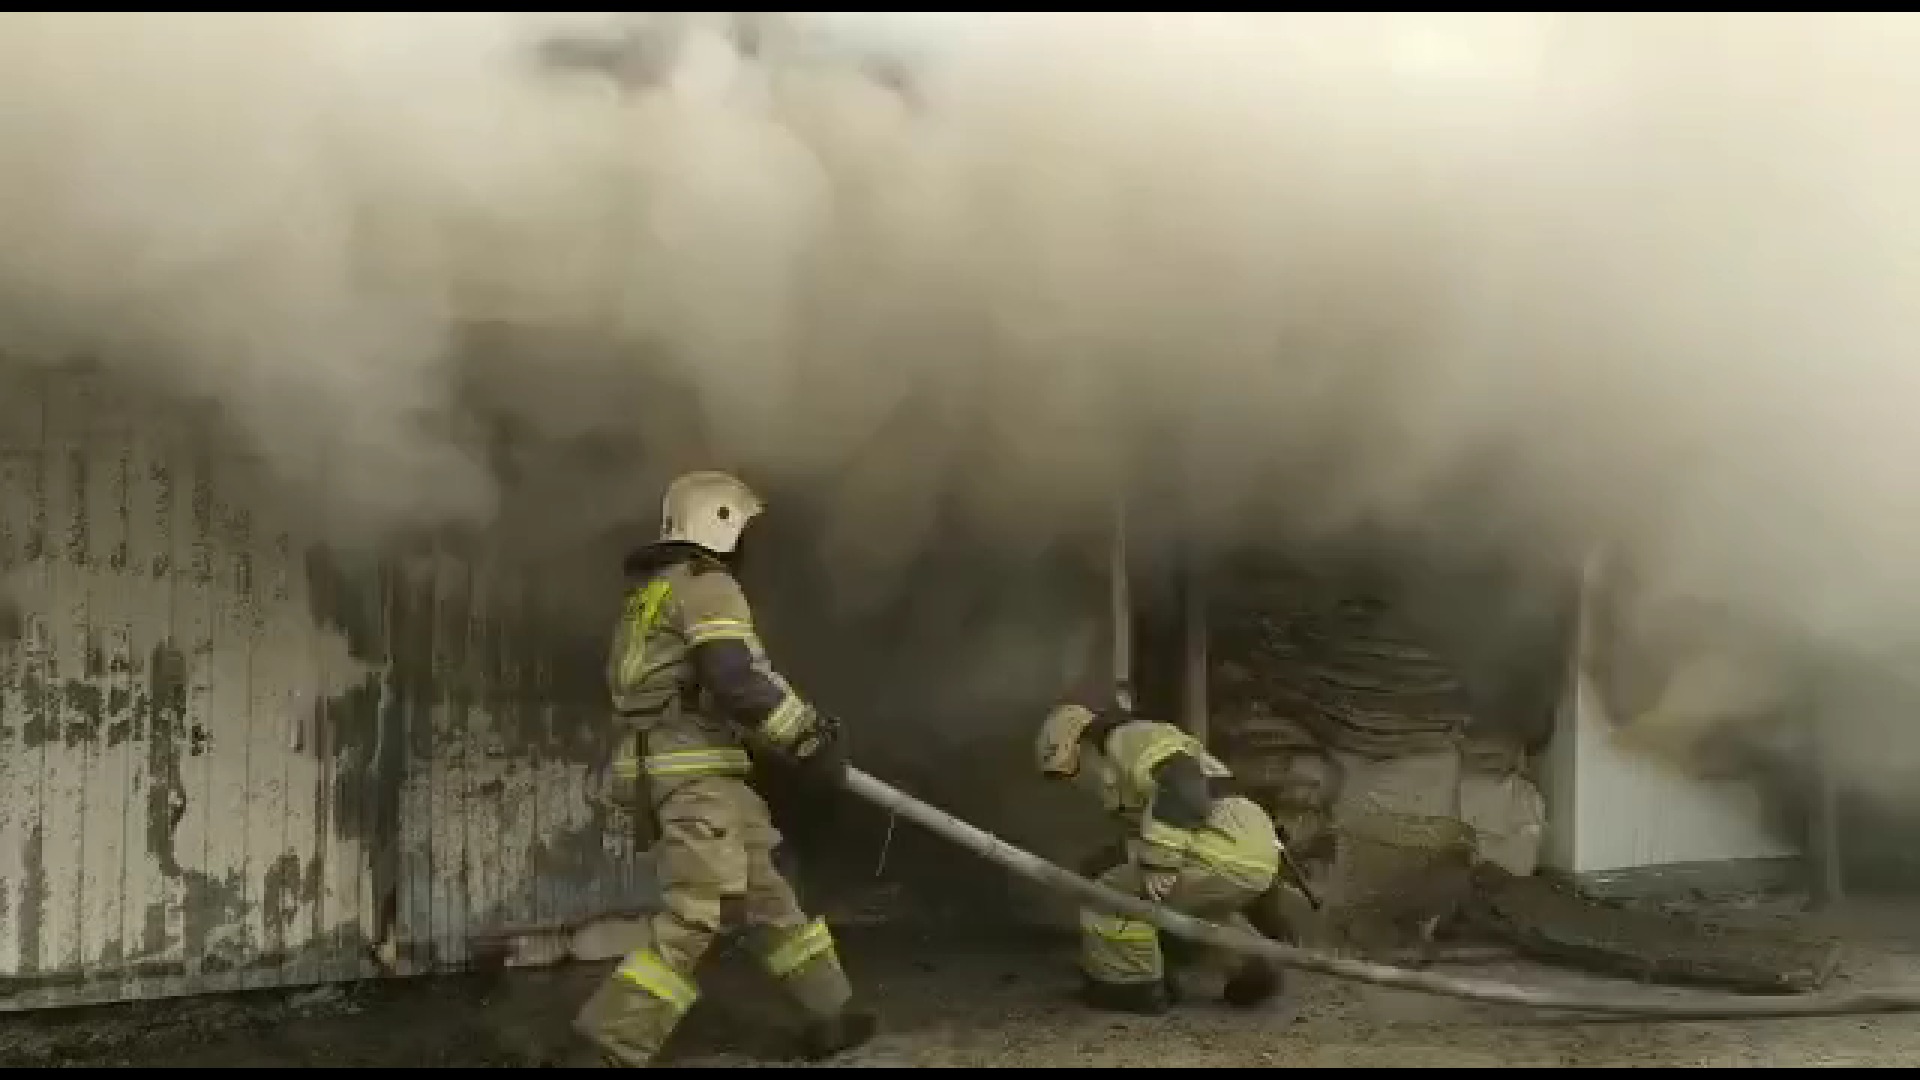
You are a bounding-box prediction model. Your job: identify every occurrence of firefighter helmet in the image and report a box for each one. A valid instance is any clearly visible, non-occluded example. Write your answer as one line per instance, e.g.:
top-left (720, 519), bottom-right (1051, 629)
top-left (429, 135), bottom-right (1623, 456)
top-left (660, 470), bottom-right (765, 556)
top-left (1036, 702), bottom-right (1098, 778)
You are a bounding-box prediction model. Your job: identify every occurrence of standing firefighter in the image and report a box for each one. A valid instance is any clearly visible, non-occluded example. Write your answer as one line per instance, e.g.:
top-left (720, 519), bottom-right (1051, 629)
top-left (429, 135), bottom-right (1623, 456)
top-left (574, 470), bottom-right (877, 1067)
top-left (1036, 700), bottom-right (1287, 1015)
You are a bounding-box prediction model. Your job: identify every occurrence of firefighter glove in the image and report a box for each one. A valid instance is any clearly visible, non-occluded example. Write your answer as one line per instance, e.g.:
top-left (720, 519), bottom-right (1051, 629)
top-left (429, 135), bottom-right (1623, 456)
top-left (1142, 866), bottom-right (1179, 904)
top-left (788, 711), bottom-right (850, 787)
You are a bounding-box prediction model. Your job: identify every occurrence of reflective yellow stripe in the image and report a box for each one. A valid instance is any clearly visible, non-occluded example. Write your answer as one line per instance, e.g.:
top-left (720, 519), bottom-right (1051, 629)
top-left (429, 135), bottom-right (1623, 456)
top-left (615, 949), bottom-right (698, 1013)
top-left (610, 734), bottom-right (642, 779)
top-left (617, 580), bottom-right (674, 687)
top-left (1127, 730), bottom-right (1196, 789)
top-left (642, 748), bottom-right (753, 778)
top-left (761, 694), bottom-right (809, 745)
top-left (687, 617), bottom-right (756, 646)
top-left (764, 918), bottom-right (836, 978)
top-left (1191, 833), bottom-right (1280, 879)
top-left (1081, 910), bottom-right (1157, 944)
top-left (1140, 817), bottom-right (1195, 855)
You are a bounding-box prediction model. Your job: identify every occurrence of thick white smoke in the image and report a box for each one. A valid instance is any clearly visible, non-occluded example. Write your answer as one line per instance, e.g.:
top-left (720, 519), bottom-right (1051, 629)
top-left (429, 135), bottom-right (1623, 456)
top-left (3, 12), bottom-right (1920, 771)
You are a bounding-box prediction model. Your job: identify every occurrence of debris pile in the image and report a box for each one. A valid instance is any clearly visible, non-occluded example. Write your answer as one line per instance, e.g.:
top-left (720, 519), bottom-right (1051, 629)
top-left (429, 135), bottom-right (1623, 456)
top-left (1466, 864), bottom-right (1842, 995)
top-left (1207, 551), bottom-right (1839, 995)
top-left (1209, 552), bottom-right (1547, 959)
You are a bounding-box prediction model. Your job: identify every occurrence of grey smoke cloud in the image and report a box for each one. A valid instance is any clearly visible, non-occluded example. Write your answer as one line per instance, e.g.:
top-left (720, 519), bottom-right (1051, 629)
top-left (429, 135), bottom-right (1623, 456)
top-left (2, 13), bottom-right (1920, 771)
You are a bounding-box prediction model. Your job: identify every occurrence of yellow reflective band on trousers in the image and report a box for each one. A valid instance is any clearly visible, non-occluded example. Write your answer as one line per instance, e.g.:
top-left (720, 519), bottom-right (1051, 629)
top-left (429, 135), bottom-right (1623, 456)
top-left (761, 695), bottom-right (809, 746)
top-left (1080, 908), bottom-right (1162, 984)
top-left (1082, 910), bottom-right (1157, 944)
top-left (614, 948), bottom-right (699, 1015)
top-left (763, 919), bottom-right (836, 978)
top-left (641, 747), bottom-right (753, 779)
top-left (618, 580), bottom-right (673, 688)
top-left (687, 617), bottom-right (756, 646)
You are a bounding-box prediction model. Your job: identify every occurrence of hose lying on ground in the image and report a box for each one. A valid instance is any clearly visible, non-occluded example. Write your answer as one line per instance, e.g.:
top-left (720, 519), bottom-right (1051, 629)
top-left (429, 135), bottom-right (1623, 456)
top-left (841, 767), bottom-right (1920, 1021)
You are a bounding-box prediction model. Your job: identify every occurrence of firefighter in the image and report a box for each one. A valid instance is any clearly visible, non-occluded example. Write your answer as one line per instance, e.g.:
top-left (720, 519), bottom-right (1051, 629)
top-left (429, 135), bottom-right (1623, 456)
top-left (573, 469), bottom-right (877, 1067)
top-left (1036, 699), bottom-right (1287, 1015)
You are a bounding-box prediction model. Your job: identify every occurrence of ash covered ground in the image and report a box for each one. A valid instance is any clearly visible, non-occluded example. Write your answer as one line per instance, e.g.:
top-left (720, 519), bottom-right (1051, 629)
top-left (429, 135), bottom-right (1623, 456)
top-left (4, 771), bottom-right (1918, 1069)
top-left (11, 897), bottom-right (1920, 1069)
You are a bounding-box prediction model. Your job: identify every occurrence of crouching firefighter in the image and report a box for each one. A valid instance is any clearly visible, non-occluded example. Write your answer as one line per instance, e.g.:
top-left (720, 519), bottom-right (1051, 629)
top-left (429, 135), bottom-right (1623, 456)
top-left (1036, 700), bottom-right (1289, 1015)
top-left (573, 469), bottom-right (877, 1067)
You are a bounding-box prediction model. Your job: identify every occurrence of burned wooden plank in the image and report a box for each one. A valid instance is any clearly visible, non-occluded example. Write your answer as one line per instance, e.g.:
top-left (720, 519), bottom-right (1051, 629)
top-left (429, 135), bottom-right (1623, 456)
top-left (1465, 864), bottom-right (1842, 995)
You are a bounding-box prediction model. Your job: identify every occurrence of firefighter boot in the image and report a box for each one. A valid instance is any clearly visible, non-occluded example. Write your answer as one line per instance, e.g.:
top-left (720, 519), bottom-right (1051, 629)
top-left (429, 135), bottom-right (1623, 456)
top-left (793, 1007), bottom-right (878, 1062)
top-left (1222, 957), bottom-right (1284, 1010)
top-left (1080, 974), bottom-right (1171, 1016)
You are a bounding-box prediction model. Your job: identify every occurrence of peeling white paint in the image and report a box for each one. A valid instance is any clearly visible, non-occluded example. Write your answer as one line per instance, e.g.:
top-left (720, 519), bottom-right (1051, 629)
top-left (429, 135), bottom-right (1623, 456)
top-left (393, 755), bottom-right (619, 969)
top-left (0, 372), bottom-right (636, 1011)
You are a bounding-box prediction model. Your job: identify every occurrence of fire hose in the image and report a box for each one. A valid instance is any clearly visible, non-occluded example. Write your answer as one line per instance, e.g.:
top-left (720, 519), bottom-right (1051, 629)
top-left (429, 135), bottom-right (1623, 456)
top-left (840, 766), bottom-right (1920, 1021)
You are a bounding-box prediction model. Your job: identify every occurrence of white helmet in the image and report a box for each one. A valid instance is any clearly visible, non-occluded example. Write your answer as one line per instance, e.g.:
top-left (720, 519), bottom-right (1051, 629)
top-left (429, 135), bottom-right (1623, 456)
top-left (660, 470), bottom-right (765, 555)
top-left (1036, 702), bottom-right (1098, 779)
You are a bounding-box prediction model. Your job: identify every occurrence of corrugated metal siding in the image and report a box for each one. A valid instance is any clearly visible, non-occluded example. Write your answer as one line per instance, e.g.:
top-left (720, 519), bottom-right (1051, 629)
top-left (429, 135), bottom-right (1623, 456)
top-left (1540, 555), bottom-right (1792, 876)
top-left (0, 367), bottom-right (645, 1011)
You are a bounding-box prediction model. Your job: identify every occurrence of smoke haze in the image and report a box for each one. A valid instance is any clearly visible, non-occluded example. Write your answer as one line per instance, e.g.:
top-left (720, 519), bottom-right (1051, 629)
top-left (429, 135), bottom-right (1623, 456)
top-left (4, 12), bottom-right (1920, 779)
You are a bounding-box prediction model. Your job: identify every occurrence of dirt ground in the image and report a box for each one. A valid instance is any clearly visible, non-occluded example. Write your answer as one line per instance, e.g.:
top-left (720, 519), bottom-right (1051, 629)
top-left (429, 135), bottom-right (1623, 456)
top-left (10, 907), bottom-right (1920, 1070)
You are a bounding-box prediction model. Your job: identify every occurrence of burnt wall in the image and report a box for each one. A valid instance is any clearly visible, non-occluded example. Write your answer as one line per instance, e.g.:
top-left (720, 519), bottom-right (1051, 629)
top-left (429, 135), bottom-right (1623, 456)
top-left (0, 366), bottom-right (633, 1012)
